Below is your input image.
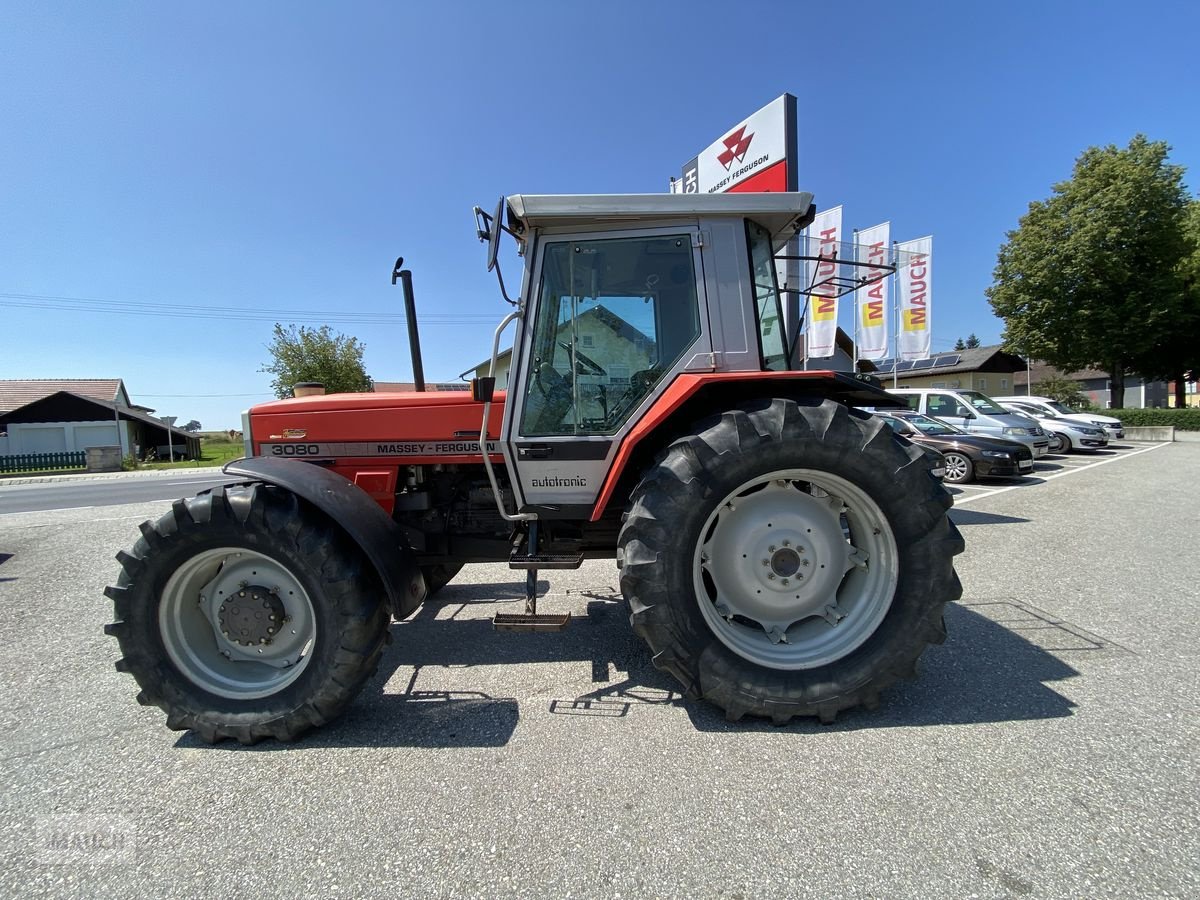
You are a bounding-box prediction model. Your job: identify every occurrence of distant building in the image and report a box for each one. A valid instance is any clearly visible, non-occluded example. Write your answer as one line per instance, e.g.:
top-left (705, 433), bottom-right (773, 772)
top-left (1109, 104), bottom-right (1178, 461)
top-left (0, 379), bottom-right (200, 459)
top-left (863, 345), bottom-right (1027, 395)
top-left (1013, 362), bottom-right (1169, 409)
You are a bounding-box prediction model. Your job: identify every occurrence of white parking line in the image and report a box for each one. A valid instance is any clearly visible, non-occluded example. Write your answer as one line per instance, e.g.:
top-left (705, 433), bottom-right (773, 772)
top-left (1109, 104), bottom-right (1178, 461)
top-left (953, 443), bottom-right (1172, 506)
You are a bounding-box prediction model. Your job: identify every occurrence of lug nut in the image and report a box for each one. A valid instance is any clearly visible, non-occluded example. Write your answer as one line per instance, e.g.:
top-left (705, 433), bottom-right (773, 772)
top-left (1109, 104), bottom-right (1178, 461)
top-left (768, 545), bottom-right (776, 553)
top-left (761, 559), bottom-right (769, 566)
top-left (768, 574), bottom-right (776, 581)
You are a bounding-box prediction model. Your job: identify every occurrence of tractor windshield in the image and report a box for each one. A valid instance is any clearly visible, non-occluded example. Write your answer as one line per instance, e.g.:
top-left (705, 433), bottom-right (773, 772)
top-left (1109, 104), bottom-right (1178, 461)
top-left (746, 221), bottom-right (788, 371)
top-left (520, 234), bottom-right (702, 437)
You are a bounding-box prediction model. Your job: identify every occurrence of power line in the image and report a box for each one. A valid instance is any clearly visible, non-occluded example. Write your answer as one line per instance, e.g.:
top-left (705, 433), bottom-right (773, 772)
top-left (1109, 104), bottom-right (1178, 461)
top-left (0, 292), bottom-right (501, 326)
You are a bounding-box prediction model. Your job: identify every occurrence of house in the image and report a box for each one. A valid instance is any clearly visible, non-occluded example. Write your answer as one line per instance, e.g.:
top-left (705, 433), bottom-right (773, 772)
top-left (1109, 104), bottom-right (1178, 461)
top-left (875, 345), bottom-right (1028, 395)
top-left (1012, 362), bottom-right (1170, 409)
top-left (0, 379), bottom-right (200, 459)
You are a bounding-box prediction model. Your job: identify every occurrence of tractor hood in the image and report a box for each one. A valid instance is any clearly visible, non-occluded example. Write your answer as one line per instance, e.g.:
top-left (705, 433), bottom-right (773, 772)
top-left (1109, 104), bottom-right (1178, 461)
top-left (246, 390), bottom-right (506, 458)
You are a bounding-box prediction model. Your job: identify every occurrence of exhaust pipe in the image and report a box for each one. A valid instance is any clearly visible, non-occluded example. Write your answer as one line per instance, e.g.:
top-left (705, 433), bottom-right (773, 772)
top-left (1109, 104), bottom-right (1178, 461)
top-left (391, 257), bottom-right (426, 392)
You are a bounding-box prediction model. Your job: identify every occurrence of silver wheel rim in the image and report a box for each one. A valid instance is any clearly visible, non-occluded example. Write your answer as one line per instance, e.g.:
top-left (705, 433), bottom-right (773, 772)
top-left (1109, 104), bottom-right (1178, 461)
top-left (943, 453), bottom-right (970, 482)
top-left (159, 547), bottom-right (317, 699)
top-left (692, 468), bottom-right (898, 670)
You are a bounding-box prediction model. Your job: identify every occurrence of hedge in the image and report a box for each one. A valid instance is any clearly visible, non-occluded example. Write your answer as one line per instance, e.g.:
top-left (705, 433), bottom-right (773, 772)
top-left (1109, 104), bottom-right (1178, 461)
top-left (1105, 408), bottom-right (1200, 431)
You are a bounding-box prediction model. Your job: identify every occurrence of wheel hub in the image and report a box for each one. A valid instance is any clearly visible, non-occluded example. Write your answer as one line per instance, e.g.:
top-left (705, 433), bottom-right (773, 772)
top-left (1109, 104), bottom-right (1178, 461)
top-left (694, 469), bottom-right (898, 670)
top-left (217, 585), bottom-right (285, 646)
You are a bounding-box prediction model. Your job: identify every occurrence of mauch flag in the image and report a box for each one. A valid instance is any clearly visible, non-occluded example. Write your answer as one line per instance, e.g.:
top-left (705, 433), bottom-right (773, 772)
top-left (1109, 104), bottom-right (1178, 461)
top-left (805, 206), bottom-right (842, 359)
top-left (898, 236), bottom-right (932, 360)
top-left (855, 222), bottom-right (890, 361)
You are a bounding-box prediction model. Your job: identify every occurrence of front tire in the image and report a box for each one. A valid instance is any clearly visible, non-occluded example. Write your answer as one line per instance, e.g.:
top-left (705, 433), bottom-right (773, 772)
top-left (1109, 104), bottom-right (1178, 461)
top-left (617, 398), bottom-right (963, 724)
top-left (942, 451), bottom-right (974, 484)
top-left (104, 484), bottom-right (391, 744)
top-left (1050, 431), bottom-right (1070, 453)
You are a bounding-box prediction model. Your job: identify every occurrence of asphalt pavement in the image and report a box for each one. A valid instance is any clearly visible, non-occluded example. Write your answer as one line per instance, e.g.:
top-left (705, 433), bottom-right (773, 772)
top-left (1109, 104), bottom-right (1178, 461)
top-left (0, 443), bottom-right (1196, 898)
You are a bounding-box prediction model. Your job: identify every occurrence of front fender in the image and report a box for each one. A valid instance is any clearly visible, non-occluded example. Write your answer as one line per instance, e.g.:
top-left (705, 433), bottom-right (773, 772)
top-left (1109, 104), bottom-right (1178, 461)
top-left (224, 456), bottom-right (426, 618)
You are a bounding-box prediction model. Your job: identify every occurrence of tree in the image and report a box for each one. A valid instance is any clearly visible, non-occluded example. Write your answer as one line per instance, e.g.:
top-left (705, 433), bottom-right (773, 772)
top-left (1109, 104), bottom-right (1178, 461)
top-left (183, 420), bottom-right (202, 432)
top-left (1031, 374), bottom-right (1089, 408)
top-left (261, 324), bottom-right (372, 399)
top-left (954, 337), bottom-right (966, 351)
top-left (987, 135), bottom-right (1191, 409)
top-left (965, 333), bottom-right (981, 349)
top-left (1134, 199), bottom-right (1200, 406)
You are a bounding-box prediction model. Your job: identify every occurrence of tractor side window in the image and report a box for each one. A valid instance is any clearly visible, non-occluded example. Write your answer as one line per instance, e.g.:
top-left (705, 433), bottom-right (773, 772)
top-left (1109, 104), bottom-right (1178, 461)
top-left (520, 234), bottom-right (701, 436)
top-left (746, 220), bottom-right (787, 371)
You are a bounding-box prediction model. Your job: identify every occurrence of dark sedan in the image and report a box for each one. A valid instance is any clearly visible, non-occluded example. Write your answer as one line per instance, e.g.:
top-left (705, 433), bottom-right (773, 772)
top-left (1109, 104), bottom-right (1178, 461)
top-left (877, 411), bottom-right (1035, 484)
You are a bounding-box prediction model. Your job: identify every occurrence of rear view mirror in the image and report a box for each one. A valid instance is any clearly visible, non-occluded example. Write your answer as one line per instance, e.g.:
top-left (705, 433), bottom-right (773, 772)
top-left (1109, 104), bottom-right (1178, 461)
top-left (486, 197), bottom-right (504, 273)
top-left (471, 376), bottom-right (496, 403)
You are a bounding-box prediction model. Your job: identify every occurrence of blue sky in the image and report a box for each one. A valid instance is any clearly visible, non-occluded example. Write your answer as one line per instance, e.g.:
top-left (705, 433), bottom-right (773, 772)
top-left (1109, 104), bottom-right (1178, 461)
top-left (3, 1), bottom-right (1198, 428)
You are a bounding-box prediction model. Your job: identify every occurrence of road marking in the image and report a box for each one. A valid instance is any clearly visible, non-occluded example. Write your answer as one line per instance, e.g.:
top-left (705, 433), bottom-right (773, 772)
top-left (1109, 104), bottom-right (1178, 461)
top-left (953, 443), bottom-right (1172, 506)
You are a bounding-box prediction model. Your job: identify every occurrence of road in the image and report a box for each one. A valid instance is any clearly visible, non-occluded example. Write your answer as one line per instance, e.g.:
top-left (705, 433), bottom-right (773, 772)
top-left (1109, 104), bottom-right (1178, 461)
top-left (0, 470), bottom-right (235, 515)
top-left (0, 443), bottom-right (1196, 898)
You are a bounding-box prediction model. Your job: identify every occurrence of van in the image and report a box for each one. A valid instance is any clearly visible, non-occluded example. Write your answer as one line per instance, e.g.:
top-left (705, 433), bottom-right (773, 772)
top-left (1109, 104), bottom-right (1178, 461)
top-left (887, 388), bottom-right (1050, 457)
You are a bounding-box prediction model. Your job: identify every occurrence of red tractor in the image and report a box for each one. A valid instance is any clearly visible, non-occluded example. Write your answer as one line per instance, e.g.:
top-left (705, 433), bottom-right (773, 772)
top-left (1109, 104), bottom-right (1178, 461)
top-left (106, 193), bottom-right (962, 743)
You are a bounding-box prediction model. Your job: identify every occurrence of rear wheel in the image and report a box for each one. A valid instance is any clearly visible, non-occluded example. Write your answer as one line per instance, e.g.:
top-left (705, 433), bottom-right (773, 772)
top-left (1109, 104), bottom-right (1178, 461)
top-left (942, 451), bottom-right (974, 484)
top-left (104, 484), bottom-right (391, 744)
top-left (618, 398), bottom-right (962, 724)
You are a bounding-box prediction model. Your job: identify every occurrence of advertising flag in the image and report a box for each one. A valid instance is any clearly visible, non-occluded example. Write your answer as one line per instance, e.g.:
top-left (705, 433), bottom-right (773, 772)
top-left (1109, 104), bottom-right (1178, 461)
top-left (898, 236), bottom-right (932, 360)
top-left (855, 222), bottom-right (890, 361)
top-left (805, 206), bottom-right (842, 359)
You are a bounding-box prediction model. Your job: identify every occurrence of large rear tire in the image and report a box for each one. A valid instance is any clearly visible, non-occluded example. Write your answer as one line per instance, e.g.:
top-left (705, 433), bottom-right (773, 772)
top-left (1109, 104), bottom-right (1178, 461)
top-left (104, 484), bottom-right (391, 744)
top-left (617, 398), bottom-right (963, 724)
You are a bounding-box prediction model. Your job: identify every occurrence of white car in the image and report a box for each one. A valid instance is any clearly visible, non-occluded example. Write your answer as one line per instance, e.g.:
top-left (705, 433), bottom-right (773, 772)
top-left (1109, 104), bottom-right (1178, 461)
top-left (993, 396), bottom-right (1124, 440)
top-left (999, 403), bottom-right (1108, 453)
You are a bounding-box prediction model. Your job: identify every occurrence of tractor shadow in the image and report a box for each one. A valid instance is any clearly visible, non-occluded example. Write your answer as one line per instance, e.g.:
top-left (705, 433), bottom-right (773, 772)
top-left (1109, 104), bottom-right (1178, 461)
top-left (0, 551), bottom-right (15, 583)
top-left (183, 585), bottom-right (1114, 751)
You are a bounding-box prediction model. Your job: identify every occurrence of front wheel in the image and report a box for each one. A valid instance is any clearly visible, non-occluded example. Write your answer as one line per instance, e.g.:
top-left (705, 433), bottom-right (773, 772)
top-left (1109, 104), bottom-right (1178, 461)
top-left (618, 398), bottom-right (963, 724)
top-left (104, 484), bottom-right (391, 744)
top-left (1049, 431), bottom-right (1070, 453)
top-left (942, 451), bottom-right (974, 484)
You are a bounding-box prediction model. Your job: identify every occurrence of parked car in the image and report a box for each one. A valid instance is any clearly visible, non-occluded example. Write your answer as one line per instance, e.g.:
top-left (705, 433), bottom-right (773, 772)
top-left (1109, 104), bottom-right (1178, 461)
top-left (998, 402), bottom-right (1108, 453)
top-left (887, 388), bottom-right (1051, 458)
top-left (992, 395), bottom-right (1124, 439)
top-left (876, 410), bottom-right (1035, 484)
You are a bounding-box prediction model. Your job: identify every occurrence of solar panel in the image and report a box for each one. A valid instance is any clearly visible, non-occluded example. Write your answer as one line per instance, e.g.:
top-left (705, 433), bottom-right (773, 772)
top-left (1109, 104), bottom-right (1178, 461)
top-left (896, 360), bottom-right (916, 372)
top-left (933, 354), bottom-right (960, 367)
top-left (911, 358), bottom-right (935, 370)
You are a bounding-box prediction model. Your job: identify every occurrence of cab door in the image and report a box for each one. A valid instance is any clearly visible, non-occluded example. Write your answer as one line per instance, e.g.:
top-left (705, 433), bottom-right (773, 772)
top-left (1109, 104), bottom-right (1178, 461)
top-left (504, 227), bottom-right (710, 514)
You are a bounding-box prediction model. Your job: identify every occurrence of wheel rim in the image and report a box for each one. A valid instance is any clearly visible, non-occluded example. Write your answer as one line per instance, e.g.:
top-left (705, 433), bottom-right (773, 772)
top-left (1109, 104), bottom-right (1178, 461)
top-left (692, 469), bottom-right (898, 670)
top-left (943, 453), bottom-right (970, 482)
top-left (159, 547), bottom-right (317, 699)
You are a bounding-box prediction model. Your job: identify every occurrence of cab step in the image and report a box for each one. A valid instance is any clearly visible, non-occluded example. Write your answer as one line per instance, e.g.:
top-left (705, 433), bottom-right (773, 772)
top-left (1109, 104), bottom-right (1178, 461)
top-left (507, 552), bottom-right (584, 570)
top-left (493, 613), bottom-right (572, 632)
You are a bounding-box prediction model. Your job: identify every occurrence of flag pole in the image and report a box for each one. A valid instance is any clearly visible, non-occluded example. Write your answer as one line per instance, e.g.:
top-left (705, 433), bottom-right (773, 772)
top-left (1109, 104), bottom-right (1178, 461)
top-left (851, 228), bottom-right (859, 372)
top-left (891, 240), bottom-right (900, 388)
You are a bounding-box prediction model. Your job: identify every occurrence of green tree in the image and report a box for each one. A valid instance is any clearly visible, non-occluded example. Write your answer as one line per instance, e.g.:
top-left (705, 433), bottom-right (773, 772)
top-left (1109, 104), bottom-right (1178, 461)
top-left (182, 419), bottom-right (202, 432)
top-left (954, 337), bottom-right (966, 351)
top-left (1031, 374), bottom-right (1088, 408)
top-left (987, 135), bottom-right (1191, 409)
top-left (261, 324), bottom-right (372, 399)
top-left (1134, 200), bottom-right (1200, 406)
top-left (965, 333), bottom-right (981, 349)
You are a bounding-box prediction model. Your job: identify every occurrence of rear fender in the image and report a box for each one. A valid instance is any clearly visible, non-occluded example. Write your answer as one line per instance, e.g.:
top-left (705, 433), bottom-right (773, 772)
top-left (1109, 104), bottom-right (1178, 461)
top-left (590, 371), bottom-right (900, 521)
top-left (224, 456), bottom-right (426, 618)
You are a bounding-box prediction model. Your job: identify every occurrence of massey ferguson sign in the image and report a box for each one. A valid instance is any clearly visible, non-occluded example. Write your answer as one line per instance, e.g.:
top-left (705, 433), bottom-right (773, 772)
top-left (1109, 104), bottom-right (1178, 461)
top-left (673, 94), bottom-right (797, 195)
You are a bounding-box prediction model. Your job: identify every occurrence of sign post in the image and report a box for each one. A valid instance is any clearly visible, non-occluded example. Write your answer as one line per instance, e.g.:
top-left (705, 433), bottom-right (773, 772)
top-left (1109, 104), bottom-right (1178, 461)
top-left (161, 416), bottom-right (177, 463)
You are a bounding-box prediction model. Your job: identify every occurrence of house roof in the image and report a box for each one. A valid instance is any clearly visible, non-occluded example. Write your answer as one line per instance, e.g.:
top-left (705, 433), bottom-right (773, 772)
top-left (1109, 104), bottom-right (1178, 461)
top-left (0, 379), bottom-right (127, 415)
top-left (0, 390), bottom-right (195, 440)
top-left (1013, 360), bottom-right (1109, 389)
top-left (879, 344), bottom-right (1027, 379)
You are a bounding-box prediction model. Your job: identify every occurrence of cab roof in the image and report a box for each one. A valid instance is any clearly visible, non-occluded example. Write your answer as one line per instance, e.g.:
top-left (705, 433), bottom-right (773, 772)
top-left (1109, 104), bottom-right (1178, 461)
top-left (506, 192), bottom-right (815, 248)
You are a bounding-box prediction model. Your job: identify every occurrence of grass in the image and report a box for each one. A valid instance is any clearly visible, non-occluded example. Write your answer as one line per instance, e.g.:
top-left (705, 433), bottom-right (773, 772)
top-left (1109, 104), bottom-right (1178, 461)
top-left (137, 436), bottom-right (244, 471)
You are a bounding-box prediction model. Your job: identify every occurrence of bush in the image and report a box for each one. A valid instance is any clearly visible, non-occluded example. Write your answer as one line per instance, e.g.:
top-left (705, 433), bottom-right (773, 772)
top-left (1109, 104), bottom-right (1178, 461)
top-left (1109, 408), bottom-right (1200, 430)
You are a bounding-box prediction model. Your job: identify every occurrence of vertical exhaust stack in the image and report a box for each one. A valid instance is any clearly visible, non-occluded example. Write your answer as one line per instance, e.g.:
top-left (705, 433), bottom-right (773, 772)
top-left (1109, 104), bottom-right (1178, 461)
top-left (391, 257), bottom-right (426, 392)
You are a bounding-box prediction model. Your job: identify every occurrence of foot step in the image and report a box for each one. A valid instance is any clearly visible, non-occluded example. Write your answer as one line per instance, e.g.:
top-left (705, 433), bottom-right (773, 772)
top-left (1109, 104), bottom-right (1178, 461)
top-left (493, 613), bottom-right (571, 632)
top-left (508, 553), bottom-right (583, 570)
